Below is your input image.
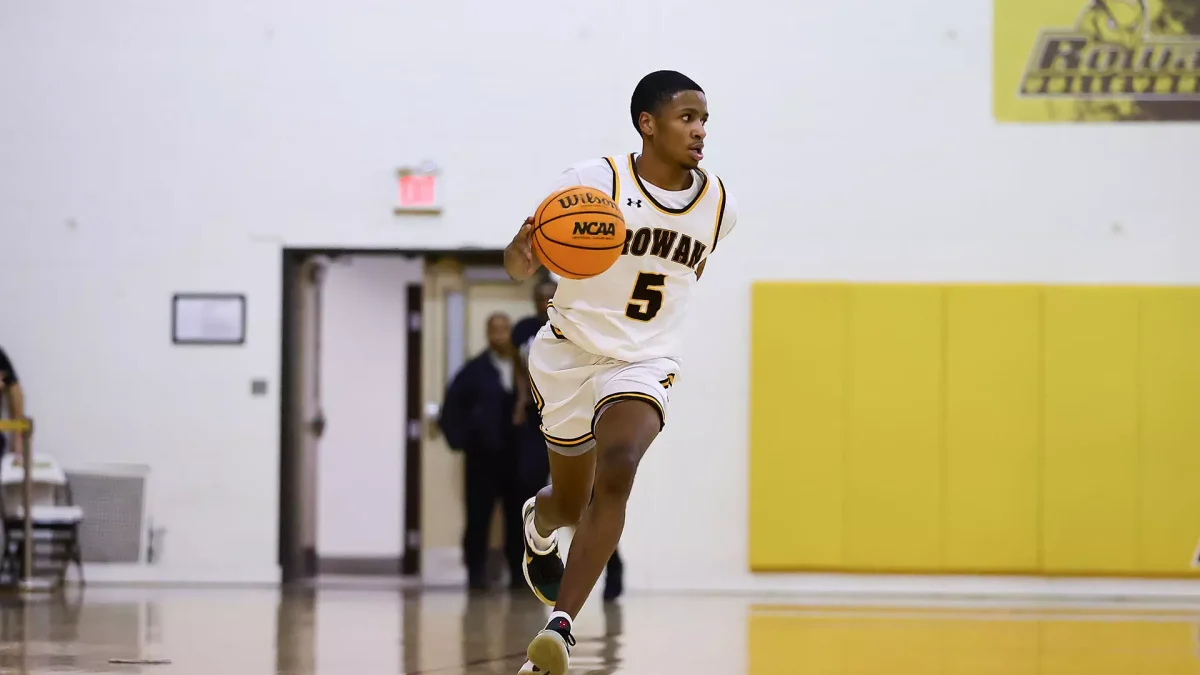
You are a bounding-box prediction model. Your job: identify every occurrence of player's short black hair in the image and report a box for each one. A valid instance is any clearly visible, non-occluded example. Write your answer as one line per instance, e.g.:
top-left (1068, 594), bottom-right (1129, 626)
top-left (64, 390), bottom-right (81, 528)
top-left (630, 70), bottom-right (704, 133)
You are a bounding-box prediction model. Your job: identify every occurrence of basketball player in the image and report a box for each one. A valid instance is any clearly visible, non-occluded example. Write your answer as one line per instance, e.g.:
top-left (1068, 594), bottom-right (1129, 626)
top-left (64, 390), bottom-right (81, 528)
top-left (503, 70), bottom-right (738, 674)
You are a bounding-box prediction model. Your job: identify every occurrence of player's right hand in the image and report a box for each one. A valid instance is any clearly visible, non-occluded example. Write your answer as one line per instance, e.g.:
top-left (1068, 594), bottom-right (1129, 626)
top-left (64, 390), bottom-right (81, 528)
top-left (505, 216), bottom-right (540, 279)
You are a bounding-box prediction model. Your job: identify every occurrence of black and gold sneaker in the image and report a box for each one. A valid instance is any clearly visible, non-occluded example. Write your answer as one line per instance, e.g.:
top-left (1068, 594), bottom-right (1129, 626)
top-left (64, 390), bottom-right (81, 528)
top-left (518, 614), bottom-right (576, 675)
top-left (520, 496), bottom-right (564, 607)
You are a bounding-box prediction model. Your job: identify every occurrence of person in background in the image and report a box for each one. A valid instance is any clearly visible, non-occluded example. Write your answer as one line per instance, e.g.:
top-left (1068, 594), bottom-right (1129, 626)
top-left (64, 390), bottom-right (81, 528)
top-left (512, 276), bottom-right (624, 601)
top-left (438, 312), bottom-right (524, 591)
top-left (0, 345), bottom-right (26, 458)
top-left (511, 278), bottom-right (556, 498)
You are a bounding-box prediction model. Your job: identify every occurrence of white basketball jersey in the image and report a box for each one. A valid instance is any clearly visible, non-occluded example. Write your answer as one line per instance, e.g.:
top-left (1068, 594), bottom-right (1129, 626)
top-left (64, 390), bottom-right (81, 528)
top-left (544, 154), bottom-right (736, 362)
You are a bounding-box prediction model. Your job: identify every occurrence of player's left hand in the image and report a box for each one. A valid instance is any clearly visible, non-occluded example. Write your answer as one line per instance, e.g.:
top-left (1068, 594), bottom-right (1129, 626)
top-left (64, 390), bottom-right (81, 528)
top-left (505, 216), bottom-right (540, 280)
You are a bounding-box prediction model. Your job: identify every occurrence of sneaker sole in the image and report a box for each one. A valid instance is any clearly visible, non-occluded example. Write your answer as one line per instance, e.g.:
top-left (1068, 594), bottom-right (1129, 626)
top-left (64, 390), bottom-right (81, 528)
top-left (526, 630), bottom-right (569, 674)
top-left (521, 551), bottom-right (558, 607)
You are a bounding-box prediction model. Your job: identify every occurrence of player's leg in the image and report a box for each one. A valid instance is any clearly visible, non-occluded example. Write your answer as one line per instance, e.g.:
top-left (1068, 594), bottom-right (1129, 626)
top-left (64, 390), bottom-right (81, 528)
top-left (550, 398), bottom-right (659, 616)
top-left (586, 486), bottom-right (626, 601)
top-left (520, 447), bottom-right (594, 605)
top-left (519, 327), bottom-right (605, 606)
top-left (521, 359), bottom-right (675, 675)
top-left (531, 450), bottom-right (594, 537)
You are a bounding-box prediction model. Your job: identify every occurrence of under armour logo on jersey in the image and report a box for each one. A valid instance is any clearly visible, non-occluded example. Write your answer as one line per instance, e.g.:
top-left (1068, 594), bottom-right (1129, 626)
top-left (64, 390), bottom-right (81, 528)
top-left (627, 198), bottom-right (643, 208)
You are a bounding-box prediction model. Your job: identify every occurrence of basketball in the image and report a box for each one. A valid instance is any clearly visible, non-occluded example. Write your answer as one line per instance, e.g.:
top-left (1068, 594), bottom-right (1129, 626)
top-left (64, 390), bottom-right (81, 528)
top-left (531, 185), bottom-right (627, 280)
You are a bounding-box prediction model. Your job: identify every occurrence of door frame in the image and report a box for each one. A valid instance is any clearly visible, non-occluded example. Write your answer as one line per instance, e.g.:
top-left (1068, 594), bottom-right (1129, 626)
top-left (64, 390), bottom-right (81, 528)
top-left (278, 247), bottom-right (505, 583)
top-left (401, 281), bottom-right (422, 575)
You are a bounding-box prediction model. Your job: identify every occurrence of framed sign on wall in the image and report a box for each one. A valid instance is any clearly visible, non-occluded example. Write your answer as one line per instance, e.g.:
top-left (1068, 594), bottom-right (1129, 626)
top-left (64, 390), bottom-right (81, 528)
top-left (994, 0), bottom-right (1200, 123)
top-left (172, 293), bottom-right (246, 345)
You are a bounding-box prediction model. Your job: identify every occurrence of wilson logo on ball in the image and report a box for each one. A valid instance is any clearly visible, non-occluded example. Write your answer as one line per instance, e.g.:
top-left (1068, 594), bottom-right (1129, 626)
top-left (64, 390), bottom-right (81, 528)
top-left (557, 193), bottom-right (619, 211)
top-left (572, 221), bottom-right (618, 237)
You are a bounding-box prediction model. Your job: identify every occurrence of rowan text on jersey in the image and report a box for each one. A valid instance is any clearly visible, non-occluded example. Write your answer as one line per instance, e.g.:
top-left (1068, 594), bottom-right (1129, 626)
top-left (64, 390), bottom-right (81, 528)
top-left (621, 227), bottom-right (706, 269)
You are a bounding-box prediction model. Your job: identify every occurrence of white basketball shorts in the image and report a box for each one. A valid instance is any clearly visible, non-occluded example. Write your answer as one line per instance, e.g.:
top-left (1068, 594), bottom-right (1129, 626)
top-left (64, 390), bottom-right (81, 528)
top-left (526, 322), bottom-right (680, 456)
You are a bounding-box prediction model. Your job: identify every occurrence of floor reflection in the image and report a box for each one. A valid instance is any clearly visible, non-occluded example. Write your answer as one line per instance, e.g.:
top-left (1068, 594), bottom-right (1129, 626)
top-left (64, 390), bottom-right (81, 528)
top-left (0, 582), bottom-right (1194, 674)
top-left (749, 604), bottom-right (1200, 675)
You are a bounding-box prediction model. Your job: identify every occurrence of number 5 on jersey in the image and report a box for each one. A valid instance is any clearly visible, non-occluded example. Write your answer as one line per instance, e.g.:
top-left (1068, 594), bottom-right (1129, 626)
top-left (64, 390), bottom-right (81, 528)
top-left (625, 272), bottom-right (666, 322)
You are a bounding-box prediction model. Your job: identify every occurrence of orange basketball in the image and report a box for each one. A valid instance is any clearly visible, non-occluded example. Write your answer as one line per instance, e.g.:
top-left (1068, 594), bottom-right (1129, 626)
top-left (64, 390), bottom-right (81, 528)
top-left (531, 185), bottom-right (627, 280)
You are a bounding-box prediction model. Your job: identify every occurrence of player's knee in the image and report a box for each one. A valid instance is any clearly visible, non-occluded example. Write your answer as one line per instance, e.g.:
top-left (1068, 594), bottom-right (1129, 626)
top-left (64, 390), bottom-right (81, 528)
top-left (594, 442), bottom-right (641, 501)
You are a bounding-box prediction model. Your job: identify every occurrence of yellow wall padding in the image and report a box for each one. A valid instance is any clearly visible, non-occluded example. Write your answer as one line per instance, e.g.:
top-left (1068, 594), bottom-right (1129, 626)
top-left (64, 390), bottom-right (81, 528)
top-left (1041, 287), bottom-right (1140, 574)
top-left (749, 282), bottom-right (1200, 577)
top-left (943, 286), bottom-right (1042, 572)
top-left (749, 284), bottom-right (847, 569)
top-left (842, 286), bottom-right (943, 571)
top-left (1138, 289), bottom-right (1200, 573)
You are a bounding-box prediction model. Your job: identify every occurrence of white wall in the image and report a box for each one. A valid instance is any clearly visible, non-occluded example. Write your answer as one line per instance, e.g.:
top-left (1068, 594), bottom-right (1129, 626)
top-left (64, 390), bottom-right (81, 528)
top-left (1, 0), bottom-right (1197, 586)
top-left (317, 254), bottom-right (421, 559)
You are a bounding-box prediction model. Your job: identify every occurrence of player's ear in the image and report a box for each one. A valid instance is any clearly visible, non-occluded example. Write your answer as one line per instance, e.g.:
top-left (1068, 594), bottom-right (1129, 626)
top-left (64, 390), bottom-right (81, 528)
top-left (638, 111), bottom-right (655, 136)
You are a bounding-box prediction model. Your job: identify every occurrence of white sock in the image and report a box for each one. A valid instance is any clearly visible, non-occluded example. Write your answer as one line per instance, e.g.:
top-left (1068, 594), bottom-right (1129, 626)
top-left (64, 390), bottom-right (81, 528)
top-left (526, 509), bottom-right (556, 553)
top-left (548, 610), bottom-right (573, 628)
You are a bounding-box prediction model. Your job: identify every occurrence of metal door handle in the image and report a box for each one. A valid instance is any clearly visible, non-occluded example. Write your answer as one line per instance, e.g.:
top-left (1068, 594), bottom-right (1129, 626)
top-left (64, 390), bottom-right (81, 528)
top-left (307, 413), bottom-right (326, 439)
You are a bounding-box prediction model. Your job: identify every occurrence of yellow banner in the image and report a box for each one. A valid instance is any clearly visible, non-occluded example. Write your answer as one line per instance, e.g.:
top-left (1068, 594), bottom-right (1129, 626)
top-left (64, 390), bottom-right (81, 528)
top-left (994, 0), bottom-right (1200, 122)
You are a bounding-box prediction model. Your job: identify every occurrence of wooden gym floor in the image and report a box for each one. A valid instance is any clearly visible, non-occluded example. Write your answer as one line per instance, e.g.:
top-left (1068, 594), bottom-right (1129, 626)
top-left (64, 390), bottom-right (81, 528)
top-left (2, 581), bottom-right (1200, 674)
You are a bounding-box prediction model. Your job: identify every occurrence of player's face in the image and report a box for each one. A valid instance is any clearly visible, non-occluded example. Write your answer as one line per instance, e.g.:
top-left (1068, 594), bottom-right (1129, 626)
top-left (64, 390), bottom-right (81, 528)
top-left (654, 90), bottom-right (709, 170)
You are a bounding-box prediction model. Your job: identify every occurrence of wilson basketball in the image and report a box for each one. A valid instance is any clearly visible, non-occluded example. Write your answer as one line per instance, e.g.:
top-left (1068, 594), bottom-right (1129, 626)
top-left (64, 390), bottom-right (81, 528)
top-left (531, 186), bottom-right (627, 280)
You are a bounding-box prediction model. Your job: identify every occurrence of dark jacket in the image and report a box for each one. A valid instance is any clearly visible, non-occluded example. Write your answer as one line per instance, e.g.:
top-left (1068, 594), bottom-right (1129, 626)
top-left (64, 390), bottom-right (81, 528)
top-left (511, 316), bottom-right (545, 427)
top-left (438, 351), bottom-right (516, 456)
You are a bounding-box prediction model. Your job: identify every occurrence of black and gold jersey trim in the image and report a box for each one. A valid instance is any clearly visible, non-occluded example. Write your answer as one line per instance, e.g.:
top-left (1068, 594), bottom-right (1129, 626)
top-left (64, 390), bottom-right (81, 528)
top-left (542, 430), bottom-right (595, 448)
top-left (627, 153), bottom-right (709, 216)
top-left (592, 391), bottom-right (666, 434)
top-left (603, 156), bottom-right (621, 202)
top-left (710, 176), bottom-right (727, 253)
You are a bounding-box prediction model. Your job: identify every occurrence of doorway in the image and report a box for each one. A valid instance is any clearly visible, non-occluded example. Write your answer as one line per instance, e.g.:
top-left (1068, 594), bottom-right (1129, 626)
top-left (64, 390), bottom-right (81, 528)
top-left (279, 248), bottom-right (538, 584)
top-left (417, 261), bottom-right (542, 585)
